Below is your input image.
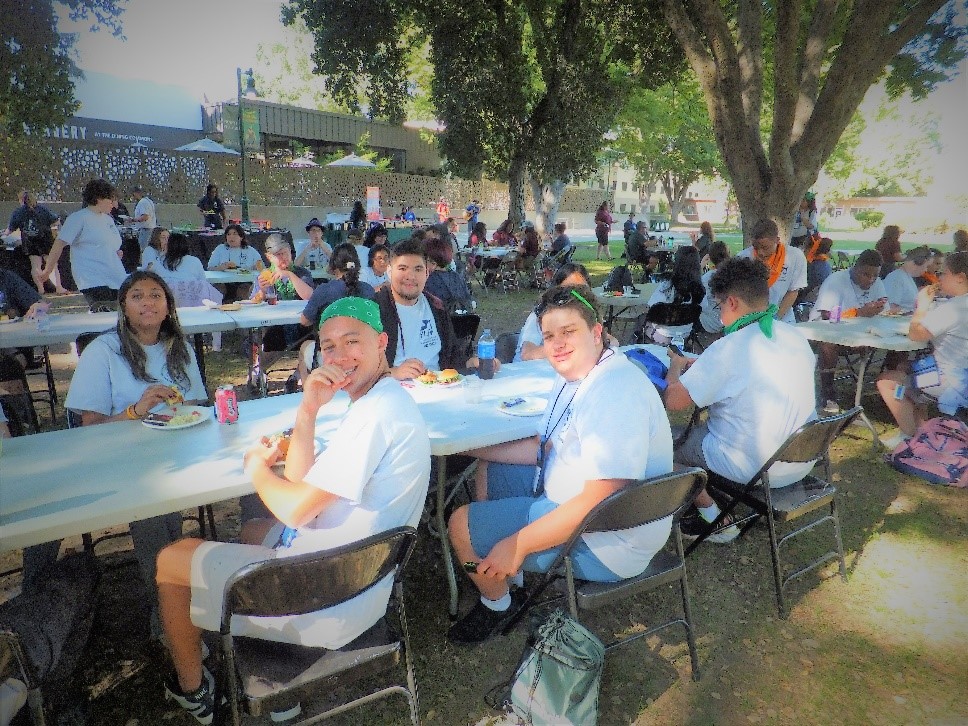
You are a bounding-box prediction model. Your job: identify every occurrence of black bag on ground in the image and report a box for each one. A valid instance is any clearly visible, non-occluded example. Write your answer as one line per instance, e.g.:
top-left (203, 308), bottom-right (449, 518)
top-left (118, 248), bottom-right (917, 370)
top-left (603, 265), bottom-right (633, 292)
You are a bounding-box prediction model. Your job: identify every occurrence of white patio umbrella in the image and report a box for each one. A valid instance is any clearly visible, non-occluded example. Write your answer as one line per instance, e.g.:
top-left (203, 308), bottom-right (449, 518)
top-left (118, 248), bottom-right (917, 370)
top-left (326, 153), bottom-right (376, 168)
top-left (289, 155), bottom-right (319, 167)
top-left (175, 138), bottom-right (241, 155)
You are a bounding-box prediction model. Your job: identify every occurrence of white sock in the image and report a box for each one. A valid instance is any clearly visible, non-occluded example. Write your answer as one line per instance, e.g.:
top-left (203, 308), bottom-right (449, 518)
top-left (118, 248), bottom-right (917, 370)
top-left (481, 591), bottom-right (511, 612)
top-left (212, 332), bottom-right (222, 352)
top-left (509, 571), bottom-right (524, 589)
top-left (698, 504), bottom-right (721, 524)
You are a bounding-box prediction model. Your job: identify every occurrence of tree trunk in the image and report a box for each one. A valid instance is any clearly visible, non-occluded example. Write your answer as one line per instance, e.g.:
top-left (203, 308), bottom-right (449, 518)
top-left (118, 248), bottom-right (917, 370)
top-left (507, 154), bottom-right (527, 229)
top-left (530, 178), bottom-right (567, 235)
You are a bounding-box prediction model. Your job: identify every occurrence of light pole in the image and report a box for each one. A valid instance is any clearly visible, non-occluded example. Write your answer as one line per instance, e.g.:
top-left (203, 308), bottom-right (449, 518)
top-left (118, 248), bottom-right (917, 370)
top-left (236, 67), bottom-right (258, 225)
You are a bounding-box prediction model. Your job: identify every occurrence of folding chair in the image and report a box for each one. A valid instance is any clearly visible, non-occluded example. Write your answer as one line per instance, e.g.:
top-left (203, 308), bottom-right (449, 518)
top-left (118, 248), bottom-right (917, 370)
top-left (0, 631), bottom-right (46, 725)
top-left (834, 251), bottom-right (850, 270)
top-left (496, 251), bottom-right (521, 293)
top-left (450, 312), bottom-right (480, 362)
top-left (495, 332), bottom-right (519, 364)
top-left (632, 302), bottom-right (702, 349)
top-left (216, 527), bottom-right (420, 726)
top-left (686, 407), bottom-right (863, 618)
top-left (508, 467), bottom-right (707, 680)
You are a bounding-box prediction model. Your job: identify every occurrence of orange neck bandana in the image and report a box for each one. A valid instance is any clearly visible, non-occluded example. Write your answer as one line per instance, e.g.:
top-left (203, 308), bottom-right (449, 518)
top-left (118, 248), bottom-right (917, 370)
top-left (922, 271), bottom-right (939, 285)
top-left (763, 243), bottom-right (786, 287)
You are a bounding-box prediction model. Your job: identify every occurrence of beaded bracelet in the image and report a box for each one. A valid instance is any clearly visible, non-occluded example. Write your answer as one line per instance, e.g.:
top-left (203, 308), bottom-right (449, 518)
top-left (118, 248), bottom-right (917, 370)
top-left (125, 404), bottom-right (141, 420)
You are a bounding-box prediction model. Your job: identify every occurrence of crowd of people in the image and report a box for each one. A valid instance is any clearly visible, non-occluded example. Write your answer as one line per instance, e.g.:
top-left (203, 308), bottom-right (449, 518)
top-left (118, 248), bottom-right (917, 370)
top-left (2, 181), bottom-right (967, 724)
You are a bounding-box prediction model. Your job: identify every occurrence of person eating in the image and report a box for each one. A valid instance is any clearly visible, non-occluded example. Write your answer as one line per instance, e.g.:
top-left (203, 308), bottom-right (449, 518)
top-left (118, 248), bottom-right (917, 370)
top-left (446, 284), bottom-right (674, 643)
top-left (293, 217), bottom-right (333, 270)
top-left (735, 218), bottom-right (807, 323)
top-left (23, 271), bottom-right (207, 637)
top-left (155, 297), bottom-right (430, 724)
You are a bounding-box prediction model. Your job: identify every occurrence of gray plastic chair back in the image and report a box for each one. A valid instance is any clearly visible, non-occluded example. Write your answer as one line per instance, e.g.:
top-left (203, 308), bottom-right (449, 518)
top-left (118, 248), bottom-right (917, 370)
top-left (220, 527), bottom-right (416, 629)
top-left (495, 332), bottom-right (519, 364)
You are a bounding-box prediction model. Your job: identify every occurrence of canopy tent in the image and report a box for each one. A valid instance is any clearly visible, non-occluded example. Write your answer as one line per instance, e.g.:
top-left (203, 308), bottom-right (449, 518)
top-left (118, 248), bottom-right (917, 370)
top-left (289, 156), bottom-right (319, 167)
top-left (326, 153), bottom-right (376, 168)
top-left (175, 138), bottom-right (241, 155)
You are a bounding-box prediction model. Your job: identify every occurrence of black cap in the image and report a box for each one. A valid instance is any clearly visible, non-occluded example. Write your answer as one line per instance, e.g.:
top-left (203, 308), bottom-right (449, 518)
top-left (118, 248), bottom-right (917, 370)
top-left (305, 217), bottom-right (324, 232)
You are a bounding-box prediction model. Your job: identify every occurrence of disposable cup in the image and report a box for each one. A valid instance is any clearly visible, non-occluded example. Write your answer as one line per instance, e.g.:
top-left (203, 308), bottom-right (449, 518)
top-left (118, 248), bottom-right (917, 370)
top-left (463, 377), bottom-right (484, 404)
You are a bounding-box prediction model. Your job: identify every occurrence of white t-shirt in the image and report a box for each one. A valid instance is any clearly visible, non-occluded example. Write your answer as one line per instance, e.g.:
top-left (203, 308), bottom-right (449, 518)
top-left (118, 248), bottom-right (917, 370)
top-left (513, 311), bottom-right (541, 362)
top-left (133, 197), bottom-right (156, 231)
top-left (237, 378), bottom-right (431, 649)
top-left (883, 268), bottom-right (919, 312)
top-left (57, 207), bottom-right (128, 291)
top-left (539, 351), bottom-right (675, 578)
top-left (699, 269), bottom-right (723, 333)
top-left (921, 293), bottom-right (968, 390)
top-left (141, 247), bottom-right (162, 269)
top-left (154, 255), bottom-right (206, 283)
top-left (65, 332), bottom-right (206, 416)
top-left (791, 209), bottom-right (818, 239)
top-left (393, 295), bottom-right (441, 369)
top-left (360, 266), bottom-right (388, 288)
top-left (680, 321), bottom-right (818, 486)
top-left (810, 269), bottom-right (886, 320)
top-left (736, 245), bottom-right (807, 323)
top-left (206, 244), bottom-right (263, 271)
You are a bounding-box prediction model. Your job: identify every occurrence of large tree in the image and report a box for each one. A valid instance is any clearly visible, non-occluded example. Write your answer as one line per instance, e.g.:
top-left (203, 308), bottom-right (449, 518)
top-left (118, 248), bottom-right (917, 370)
top-left (284, 0), bottom-right (682, 231)
top-left (661, 0), bottom-right (965, 242)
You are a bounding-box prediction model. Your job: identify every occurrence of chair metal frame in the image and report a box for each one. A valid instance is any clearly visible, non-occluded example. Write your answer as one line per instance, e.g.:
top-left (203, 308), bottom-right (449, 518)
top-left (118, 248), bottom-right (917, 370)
top-left (216, 527), bottom-right (420, 726)
top-left (510, 468), bottom-right (707, 680)
top-left (632, 301), bottom-right (702, 349)
top-left (0, 630), bottom-right (47, 725)
top-left (686, 407), bottom-right (863, 618)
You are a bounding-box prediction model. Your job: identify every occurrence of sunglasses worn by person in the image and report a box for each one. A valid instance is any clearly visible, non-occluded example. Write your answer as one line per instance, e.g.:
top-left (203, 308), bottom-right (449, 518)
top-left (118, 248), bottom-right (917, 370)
top-left (536, 288), bottom-right (598, 321)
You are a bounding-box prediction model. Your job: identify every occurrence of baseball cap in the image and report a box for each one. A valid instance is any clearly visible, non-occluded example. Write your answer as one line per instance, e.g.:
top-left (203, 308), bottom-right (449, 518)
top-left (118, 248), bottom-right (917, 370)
top-left (264, 235), bottom-right (289, 253)
top-left (305, 217), bottom-right (324, 232)
top-left (318, 296), bottom-right (383, 333)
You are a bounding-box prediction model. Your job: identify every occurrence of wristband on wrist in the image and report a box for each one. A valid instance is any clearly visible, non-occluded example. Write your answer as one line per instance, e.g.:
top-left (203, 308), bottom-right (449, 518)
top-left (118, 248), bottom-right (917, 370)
top-left (125, 404), bottom-right (140, 420)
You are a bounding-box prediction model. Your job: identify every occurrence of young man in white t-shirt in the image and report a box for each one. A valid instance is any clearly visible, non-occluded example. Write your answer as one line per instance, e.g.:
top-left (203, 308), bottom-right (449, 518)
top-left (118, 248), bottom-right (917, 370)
top-left (810, 249), bottom-right (887, 411)
top-left (375, 238), bottom-right (490, 378)
top-left (665, 257), bottom-right (818, 543)
top-left (735, 218), bottom-right (807, 323)
top-left (131, 186), bottom-right (157, 251)
top-left (156, 297), bottom-right (430, 724)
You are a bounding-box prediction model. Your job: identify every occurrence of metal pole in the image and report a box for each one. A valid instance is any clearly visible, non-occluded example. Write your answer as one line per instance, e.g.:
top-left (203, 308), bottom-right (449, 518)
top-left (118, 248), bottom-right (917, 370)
top-left (237, 67), bottom-right (250, 224)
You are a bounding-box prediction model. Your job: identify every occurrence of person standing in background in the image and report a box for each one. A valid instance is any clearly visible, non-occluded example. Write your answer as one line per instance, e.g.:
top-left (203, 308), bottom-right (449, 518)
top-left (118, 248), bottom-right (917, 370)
top-left (594, 200), bottom-right (614, 260)
top-left (694, 220), bottom-right (714, 262)
top-left (790, 192), bottom-right (818, 248)
top-left (875, 224), bottom-right (904, 279)
top-left (436, 197), bottom-right (450, 222)
top-left (3, 191), bottom-right (66, 294)
top-left (464, 198), bottom-right (481, 238)
top-left (131, 186), bottom-right (157, 252)
top-left (197, 184), bottom-right (226, 230)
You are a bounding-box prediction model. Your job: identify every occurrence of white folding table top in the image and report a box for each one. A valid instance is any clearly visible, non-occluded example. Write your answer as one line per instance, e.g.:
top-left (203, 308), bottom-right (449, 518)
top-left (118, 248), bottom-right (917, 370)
top-left (795, 315), bottom-right (927, 352)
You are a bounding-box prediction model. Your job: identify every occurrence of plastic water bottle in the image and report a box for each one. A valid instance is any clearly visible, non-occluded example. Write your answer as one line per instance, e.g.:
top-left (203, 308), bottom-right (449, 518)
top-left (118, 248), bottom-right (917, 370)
top-left (671, 330), bottom-right (686, 352)
top-left (477, 328), bottom-right (496, 380)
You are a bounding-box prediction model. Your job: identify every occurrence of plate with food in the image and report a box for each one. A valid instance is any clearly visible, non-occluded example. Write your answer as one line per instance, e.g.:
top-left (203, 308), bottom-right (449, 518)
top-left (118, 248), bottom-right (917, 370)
top-left (142, 405), bottom-right (212, 430)
top-left (415, 369), bottom-right (463, 386)
top-left (264, 430), bottom-right (324, 472)
top-left (0, 315), bottom-right (21, 325)
top-left (239, 299), bottom-right (266, 306)
top-left (217, 302), bottom-right (241, 311)
top-left (498, 396), bottom-right (547, 417)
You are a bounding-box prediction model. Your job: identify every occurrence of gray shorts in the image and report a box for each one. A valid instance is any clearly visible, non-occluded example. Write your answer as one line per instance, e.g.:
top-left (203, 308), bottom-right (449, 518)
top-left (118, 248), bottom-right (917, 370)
top-left (674, 421), bottom-right (710, 470)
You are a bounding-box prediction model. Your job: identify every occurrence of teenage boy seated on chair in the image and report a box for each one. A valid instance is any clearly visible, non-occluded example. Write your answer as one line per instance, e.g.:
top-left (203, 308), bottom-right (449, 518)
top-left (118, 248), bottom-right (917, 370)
top-left (664, 257), bottom-right (818, 544)
top-left (808, 249), bottom-right (887, 413)
top-left (155, 297), bottom-right (431, 724)
top-left (375, 238), bottom-right (495, 379)
top-left (735, 218), bottom-right (807, 323)
top-left (447, 284), bottom-right (674, 644)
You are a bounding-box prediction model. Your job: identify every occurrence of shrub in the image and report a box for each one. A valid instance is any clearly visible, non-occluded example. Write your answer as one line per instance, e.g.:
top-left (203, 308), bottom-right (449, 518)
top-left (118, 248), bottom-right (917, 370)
top-left (854, 210), bottom-right (885, 229)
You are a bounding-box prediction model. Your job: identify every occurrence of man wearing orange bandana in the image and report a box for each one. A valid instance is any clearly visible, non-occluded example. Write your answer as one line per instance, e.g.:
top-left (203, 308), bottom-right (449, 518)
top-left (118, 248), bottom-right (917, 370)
top-left (810, 249), bottom-right (887, 412)
top-left (736, 219), bottom-right (807, 323)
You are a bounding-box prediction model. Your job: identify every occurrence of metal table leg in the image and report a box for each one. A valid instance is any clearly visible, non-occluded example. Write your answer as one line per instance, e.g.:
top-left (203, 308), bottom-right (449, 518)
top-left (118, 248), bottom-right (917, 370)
top-left (192, 333), bottom-right (208, 390)
top-left (852, 349), bottom-right (880, 449)
top-left (434, 454), bottom-right (460, 619)
top-left (247, 329), bottom-right (268, 397)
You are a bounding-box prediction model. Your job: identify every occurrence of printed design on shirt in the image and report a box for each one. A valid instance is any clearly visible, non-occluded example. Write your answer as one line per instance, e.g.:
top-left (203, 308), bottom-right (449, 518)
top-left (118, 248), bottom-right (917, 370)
top-left (554, 404), bottom-right (576, 445)
top-left (419, 318), bottom-right (439, 348)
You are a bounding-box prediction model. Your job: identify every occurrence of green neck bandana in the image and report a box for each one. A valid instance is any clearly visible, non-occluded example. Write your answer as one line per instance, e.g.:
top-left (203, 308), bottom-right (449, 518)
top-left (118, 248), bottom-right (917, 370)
top-left (724, 304), bottom-right (779, 338)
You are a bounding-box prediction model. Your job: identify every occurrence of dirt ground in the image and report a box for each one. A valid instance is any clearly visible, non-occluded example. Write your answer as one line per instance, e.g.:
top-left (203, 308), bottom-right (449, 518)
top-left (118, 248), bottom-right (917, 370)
top-left (2, 260), bottom-right (966, 725)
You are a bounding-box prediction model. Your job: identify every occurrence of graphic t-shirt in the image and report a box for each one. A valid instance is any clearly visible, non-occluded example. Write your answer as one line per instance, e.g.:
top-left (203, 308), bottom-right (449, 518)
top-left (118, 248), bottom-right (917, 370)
top-left (393, 295), bottom-right (441, 369)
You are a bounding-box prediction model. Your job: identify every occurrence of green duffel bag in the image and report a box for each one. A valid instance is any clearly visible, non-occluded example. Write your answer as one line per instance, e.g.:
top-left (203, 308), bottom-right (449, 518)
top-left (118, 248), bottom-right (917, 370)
top-left (509, 609), bottom-right (605, 726)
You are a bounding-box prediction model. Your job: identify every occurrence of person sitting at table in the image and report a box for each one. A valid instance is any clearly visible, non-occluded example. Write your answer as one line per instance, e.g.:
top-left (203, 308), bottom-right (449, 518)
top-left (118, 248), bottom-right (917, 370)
top-left (0, 269), bottom-right (50, 396)
top-left (156, 296), bottom-right (431, 724)
top-left (447, 284), bottom-right (674, 644)
top-left (196, 183), bottom-right (226, 230)
top-left (694, 240), bottom-right (731, 349)
top-left (424, 236), bottom-right (473, 313)
top-left (550, 222), bottom-right (571, 254)
top-left (140, 227), bottom-right (169, 270)
top-left (516, 226), bottom-right (541, 271)
top-left (809, 249), bottom-right (887, 412)
top-left (644, 245), bottom-right (705, 345)
top-left (299, 244), bottom-right (375, 330)
top-left (491, 219), bottom-right (517, 248)
top-left (875, 224), bottom-right (904, 279)
top-left (664, 257), bottom-right (818, 543)
top-left (876, 252), bottom-right (968, 448)
top-left (253, 235), bottom-right (315, 351)
top-left (469, 221), bottom-right (488, 249)
top-left (359, 243), bottom-right (390, 291)
top-left (206, 224), bottom-right (263, 272)
top-left (363, 223), bottom-right (389, 250)
top-left (38, 178), bottom-right (129, 312)
top-left (152, 233), bottom-right (219, 308)
top-left (914, 248), bottom-right (944, 288)
top-left (735, 217), bottom-right (807, 324)
top-left (884, 246), bottom-right (932, 313)
top-left (804, 236), bottom-right (834, 297)
top-left (513, 263), bottom-right (619, 362)
top-left (376, 238), bottom-right (491, 379)
top-left (292, 218), bottom-right (333, 270)
top-left (23, 271), bottom-right (206, 634)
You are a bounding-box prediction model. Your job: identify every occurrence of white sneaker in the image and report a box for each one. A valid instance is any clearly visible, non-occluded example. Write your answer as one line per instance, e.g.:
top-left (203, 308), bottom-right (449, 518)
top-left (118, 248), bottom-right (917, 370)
top-left (270, 702), bottom-right (302, 722)
top-left (703, 513), bottom-right (740, 544)
top-left (881, 431), bottom-right (911, 450)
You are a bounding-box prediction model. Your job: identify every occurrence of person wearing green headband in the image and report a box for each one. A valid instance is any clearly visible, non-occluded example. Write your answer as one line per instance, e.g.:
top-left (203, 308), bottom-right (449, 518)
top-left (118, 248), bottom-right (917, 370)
top-left (156, 295), bottom-right (430, 724)
top-left (665, 257), bottom-right (818, 544)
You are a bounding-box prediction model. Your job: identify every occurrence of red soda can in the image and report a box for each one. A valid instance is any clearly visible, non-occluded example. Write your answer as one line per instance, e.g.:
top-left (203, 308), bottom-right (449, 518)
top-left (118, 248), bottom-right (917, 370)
top-left (215, 385), bottom-right (239, 424)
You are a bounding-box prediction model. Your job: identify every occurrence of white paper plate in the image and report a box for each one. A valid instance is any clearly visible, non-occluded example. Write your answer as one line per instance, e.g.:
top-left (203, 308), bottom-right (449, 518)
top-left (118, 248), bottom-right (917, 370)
top-left (0, 316), bottom-right (21, 325)
top-left (142, 405), bottom-right (212, 430)
top-left (239, 299), bottom-right (266, 306)
top-left (498, 396), bottom-right (547, 417)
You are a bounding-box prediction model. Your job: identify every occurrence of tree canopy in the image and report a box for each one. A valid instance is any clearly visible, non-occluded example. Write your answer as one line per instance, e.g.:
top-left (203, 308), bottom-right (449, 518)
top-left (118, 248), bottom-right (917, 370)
top-left (661, 0), bottom-right (965, 241)
top-left (284, 0), bottom-right (684, 228)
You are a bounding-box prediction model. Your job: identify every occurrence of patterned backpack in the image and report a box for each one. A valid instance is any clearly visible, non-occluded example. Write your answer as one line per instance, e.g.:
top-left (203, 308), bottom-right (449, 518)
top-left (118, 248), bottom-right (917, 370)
top-left (890, 417), bottom-right (968, 487)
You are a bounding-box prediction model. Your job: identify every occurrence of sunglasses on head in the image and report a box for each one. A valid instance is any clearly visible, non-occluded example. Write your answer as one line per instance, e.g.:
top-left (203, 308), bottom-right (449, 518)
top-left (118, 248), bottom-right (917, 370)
top-left (536, 288), bottom-right (598, 321)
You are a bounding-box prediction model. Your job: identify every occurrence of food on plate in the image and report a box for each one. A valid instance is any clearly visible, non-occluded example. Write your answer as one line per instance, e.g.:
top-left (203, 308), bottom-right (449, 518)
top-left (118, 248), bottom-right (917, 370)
top-left (166, 385), bottom-right (184, 406)
top-left (265, 429), bottom-right (293, 458)
top-left (168, 410), bottom-right (202, 427)
top-left (438, 368), bottom-right (460, 384)
top-left (218, 302), bottom-right (241, 311)
top-left (416, 371), bottom-right (438, 385)
top-left (415, 369), bottom-right (462, 385)
top-left (251, 290), bottom-right (265, 303)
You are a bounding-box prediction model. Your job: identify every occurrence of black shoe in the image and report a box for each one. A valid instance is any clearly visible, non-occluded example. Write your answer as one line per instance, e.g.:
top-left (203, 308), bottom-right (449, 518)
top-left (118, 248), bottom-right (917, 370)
top-left (448, 589), bottom-right (527, 645)
top-left (284, 373), bottom-right (299, 394)
top-left (679, 512), bottom-right (740, 544)
top-left (164, 668), bottom-right (217, 725)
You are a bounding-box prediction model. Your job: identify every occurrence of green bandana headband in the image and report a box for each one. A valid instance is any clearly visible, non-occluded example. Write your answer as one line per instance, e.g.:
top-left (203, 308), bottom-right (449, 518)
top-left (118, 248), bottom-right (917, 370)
top-left (723, 304), bottom-right (779, 338)
top-left (318, 296), bottom-right (384, 333)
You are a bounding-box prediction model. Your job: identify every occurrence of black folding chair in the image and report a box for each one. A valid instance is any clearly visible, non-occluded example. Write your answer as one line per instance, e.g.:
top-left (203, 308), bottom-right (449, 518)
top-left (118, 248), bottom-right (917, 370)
top-left (495, 332), bottom-right (519, 364)
top-left (450, 312), bottom-right (480, 362)
top-left (686, 407), bottom-right (863, 618)
top-left (507, 467), bottom-right (707, 680)
top-left (632, 302), bottom-right (702, 349)
top-left (216, 527), bottom-right (420, 726)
